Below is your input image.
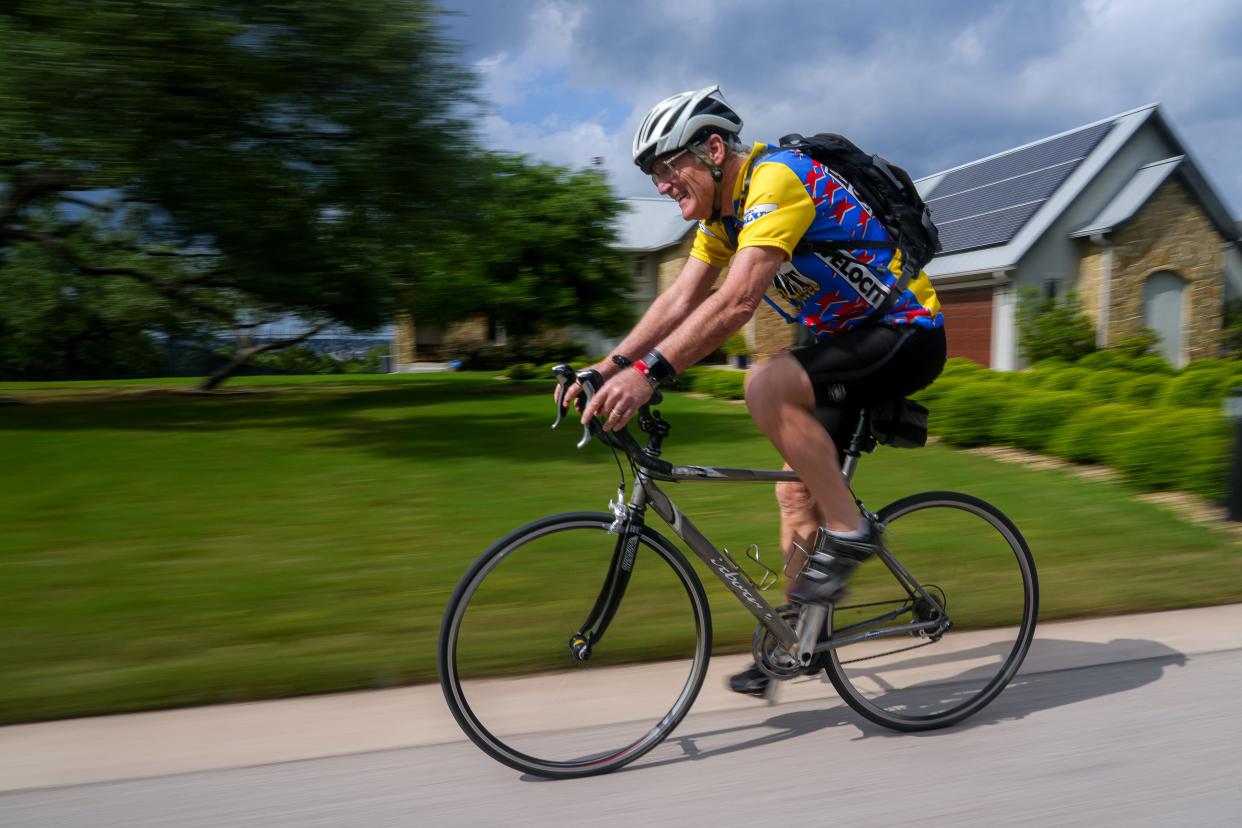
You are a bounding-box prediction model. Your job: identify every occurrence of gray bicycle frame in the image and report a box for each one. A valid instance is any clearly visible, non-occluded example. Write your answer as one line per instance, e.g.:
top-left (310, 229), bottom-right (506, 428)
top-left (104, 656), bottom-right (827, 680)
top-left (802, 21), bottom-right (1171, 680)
top-left (612, 415), bottom-right (948, 657)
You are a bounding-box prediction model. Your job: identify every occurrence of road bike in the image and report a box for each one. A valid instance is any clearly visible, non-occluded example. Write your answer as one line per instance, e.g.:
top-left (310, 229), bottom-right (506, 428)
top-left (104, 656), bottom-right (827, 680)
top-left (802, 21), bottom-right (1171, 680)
top-left (438, 366), bottom-right (1038, 778)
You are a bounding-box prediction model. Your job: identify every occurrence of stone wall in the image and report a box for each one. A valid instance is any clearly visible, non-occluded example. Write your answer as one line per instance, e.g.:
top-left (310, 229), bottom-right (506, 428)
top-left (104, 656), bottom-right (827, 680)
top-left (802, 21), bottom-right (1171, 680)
top-left (1104, 178), bottom-right (1226, 360)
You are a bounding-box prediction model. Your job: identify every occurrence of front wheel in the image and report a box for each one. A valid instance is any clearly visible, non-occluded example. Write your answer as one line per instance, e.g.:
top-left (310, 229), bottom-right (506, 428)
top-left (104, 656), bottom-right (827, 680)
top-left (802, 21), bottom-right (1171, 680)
top-left (438, 512), bottom-right (711, 778)
top-left (823, 491), bottom-right (1038, 731)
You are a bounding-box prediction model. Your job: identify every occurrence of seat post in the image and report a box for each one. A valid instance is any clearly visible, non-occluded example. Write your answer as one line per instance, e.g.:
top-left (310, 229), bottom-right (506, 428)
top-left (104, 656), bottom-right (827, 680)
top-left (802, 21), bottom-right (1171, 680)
top-left (840, 410), bottom-right (872, 484)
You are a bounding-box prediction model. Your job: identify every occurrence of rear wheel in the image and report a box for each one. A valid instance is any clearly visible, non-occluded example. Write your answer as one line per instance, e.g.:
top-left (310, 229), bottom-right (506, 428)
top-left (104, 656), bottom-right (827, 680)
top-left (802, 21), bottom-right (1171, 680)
top-left (823, 492), bottom-right (1038, 731)
top-left (438, 512), bottom-right (711, 778)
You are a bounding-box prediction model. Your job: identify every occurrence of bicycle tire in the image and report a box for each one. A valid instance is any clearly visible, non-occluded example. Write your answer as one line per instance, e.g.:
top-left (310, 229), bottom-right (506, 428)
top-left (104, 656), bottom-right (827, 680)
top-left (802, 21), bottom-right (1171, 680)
top-left (438, 512), bottom-right (712, 778)
top-left (823, 491), bottom-right (1038, 731)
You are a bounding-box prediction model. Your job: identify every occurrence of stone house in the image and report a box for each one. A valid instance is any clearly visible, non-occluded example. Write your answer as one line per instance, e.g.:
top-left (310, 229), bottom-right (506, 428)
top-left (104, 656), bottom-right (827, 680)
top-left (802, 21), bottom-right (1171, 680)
top-left (613, 104), bottom-right (1241, 371)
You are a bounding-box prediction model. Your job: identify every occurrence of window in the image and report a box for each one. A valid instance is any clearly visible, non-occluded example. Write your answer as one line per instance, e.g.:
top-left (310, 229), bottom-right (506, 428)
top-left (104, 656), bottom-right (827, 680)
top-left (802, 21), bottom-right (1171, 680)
top-left (1043, 279), bottom-right (1061, 300)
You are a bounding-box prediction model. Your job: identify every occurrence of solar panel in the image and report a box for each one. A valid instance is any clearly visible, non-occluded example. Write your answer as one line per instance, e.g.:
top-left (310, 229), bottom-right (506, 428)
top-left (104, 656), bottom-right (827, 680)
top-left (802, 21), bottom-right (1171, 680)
top-left (926, 120), bottom-right (1114, 254)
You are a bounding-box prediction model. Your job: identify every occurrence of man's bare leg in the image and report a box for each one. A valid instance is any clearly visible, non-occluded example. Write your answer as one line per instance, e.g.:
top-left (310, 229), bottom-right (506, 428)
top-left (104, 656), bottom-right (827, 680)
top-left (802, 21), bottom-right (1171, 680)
top-left (745, 354), bottom-right (861, 534)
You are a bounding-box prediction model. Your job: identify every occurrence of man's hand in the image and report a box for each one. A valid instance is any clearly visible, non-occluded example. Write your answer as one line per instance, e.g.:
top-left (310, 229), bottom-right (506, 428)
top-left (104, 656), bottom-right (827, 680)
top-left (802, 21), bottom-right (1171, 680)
top-left (580, 366), bottom-right (654, 431)
top-left (554, 360), bottom-right (617, 412)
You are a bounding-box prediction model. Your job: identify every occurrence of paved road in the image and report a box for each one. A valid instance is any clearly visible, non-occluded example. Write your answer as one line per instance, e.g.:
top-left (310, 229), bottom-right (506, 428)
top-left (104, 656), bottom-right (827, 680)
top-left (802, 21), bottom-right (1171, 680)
top-left (4, 639), bottom-right (1241, 825)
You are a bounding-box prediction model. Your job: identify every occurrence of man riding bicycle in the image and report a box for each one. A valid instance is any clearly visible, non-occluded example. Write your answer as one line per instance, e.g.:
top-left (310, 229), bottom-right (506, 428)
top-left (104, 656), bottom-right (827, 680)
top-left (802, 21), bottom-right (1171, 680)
top-left (567, 85), bottom-right (946, 696)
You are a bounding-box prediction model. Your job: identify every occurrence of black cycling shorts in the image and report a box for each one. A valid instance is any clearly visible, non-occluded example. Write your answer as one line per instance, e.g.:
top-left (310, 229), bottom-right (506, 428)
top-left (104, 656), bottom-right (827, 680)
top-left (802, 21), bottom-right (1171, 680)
top-left (791, 323), bottom-right (947, 455)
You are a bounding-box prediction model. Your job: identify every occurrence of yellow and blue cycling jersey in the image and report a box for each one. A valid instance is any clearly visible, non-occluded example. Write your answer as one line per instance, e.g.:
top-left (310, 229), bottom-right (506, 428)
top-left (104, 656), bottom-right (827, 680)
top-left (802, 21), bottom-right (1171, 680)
top-left (690, 142), bottom-right (943, 338)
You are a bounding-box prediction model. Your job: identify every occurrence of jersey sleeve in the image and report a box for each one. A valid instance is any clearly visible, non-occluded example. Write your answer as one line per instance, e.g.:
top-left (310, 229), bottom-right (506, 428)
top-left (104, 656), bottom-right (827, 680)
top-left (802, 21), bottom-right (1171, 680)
top-left (689, 221), bottom-right (734, 268)
top-left (736, 162), bottom-right (816, 258)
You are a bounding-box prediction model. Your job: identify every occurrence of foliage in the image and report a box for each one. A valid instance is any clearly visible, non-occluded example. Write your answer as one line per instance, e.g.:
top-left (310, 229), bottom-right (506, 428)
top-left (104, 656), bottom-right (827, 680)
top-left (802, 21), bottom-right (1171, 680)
top-left (1076, 369), bottom-right (1137, 403)
top-left (1116, 372), bottom-right (1171, 406)
top-left (933, 379), bottom-right (1012, 446)
top-left (0, 0), bottom-right (480, 383)
top-left (722, 333), bottom-right (750, 357)
top-left (995, 390), bottom-right (1091, 452)
top-left (1112, 410), bottom-right (1233, 500)
top-left (451, 338), bottom-right (588, 371)
top-left (678, 366), bottom-right (746, 399)
top-left (250, 345), bottom-right (338, 376)
top-left (1112, 327), bottom-right (1162, 358)
top-left (1047, 403), bottom-right (1147, 465)
top-left (1016, 289), bottom-right (1097, 364)
top-left (1222, 298), bottom-right (1242, 359)
top-left (413, 153), bottom-right (634, 342)
top-left (505, 362), bottom-right (538, 381)
top-left (1037, 366), bottom-right (1090, 391)
top-left (1160, 361), bottom-right (1233, 408)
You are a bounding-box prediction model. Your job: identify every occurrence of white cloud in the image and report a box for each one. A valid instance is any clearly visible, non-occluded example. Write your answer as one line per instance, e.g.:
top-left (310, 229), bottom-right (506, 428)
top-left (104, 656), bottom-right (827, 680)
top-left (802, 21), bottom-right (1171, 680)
top-left (443, 0), bottom-right (1242, 213)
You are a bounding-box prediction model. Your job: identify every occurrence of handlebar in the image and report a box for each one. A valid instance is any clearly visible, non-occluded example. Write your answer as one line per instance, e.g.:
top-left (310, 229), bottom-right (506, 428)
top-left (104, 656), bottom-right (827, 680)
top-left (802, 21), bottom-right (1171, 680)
top-left (551, 364), bottom-right (670, 471)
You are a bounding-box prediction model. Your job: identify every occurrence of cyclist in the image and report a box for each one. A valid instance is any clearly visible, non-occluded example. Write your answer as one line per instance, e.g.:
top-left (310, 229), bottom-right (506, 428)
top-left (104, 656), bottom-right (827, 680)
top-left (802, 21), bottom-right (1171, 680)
top-left (568, 85), bottom-right (946, 696)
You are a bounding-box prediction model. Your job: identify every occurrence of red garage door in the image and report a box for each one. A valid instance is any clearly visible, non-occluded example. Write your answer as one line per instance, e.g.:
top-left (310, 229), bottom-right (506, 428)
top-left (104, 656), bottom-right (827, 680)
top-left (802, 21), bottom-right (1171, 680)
top-left (938, 286), bottom-right (992, 367)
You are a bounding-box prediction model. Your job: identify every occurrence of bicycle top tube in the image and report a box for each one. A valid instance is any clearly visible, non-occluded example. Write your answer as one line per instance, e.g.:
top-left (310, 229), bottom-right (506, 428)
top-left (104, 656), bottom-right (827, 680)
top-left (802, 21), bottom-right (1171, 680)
top-left (551, 364), bottom-right (872, 485)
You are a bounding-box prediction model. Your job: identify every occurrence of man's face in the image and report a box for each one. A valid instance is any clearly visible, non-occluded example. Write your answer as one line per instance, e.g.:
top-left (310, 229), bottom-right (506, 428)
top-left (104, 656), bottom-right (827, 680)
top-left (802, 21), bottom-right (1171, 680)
top-left (651, 145), bottom-right (714, 221)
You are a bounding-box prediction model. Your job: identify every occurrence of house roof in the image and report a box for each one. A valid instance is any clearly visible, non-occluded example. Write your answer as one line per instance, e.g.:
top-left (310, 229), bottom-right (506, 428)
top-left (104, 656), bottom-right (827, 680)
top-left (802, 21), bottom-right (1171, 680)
top-left (615, 197), bottom-right (695, 252)
top-left (916, 104), bottom-right (1241, 280)
top-left (917, 104), bottom-right (1166, 277)
top-left (1070, 156), bottom-right (1184, 238)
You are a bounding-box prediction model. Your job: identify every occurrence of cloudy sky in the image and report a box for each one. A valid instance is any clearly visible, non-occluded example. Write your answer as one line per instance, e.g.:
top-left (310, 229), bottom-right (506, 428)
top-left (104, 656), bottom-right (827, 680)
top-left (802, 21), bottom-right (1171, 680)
top-left (437, 0), bottom-right (1242, 216)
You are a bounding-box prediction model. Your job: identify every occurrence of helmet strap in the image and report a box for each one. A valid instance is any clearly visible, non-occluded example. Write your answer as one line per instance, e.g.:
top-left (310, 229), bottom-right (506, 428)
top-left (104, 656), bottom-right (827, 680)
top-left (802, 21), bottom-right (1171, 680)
top-left (690, 143), bottom-right (726, 223)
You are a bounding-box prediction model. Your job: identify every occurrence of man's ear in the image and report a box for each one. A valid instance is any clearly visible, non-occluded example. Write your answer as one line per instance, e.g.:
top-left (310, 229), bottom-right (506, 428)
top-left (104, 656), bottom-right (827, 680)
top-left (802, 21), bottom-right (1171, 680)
top-left (707, 133), bottom-right (727, 165)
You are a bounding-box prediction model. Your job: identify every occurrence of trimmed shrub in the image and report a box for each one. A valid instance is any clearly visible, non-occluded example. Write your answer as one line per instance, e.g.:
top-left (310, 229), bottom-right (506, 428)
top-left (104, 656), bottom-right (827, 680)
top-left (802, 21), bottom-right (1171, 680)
top-left (1161, 362), bottom-right (1232, 409)
top-left (1076, 350), bottom-right (1133, 371)
top-left (505, 362), bottom-right (538, 380)
top-left (940, 357), bottom-right (988, 378)
top-left (1076, 369), bottom-right (1136, 403)
top-left (679, 367), bottom-right (745, 400)
top-left (933, 379), bottom-right (1012, 446)
top-left (1112, 410), bottom-right (1233, 500)
top-left (1038, 366), bottom-right (1091, 391)
top-left (995, 390), bottom-right (1091, 452)
top-left (1117, 373), bottom-right (1170, 406)
top-left (1127, 354), bottom-right (1175, 375)
top-left (1047, 403), bottom-right (1149, 465)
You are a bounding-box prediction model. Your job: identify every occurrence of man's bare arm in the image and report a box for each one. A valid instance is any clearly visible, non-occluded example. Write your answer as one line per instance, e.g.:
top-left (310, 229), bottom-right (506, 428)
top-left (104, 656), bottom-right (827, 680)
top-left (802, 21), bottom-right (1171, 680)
top-left (656, 245), bottom-right (784, 371)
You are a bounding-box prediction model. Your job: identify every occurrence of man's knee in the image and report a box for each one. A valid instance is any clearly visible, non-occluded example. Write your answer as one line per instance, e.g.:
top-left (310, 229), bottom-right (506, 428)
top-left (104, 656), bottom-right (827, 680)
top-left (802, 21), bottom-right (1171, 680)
top-left (745, 355), bottom-right (803, 411)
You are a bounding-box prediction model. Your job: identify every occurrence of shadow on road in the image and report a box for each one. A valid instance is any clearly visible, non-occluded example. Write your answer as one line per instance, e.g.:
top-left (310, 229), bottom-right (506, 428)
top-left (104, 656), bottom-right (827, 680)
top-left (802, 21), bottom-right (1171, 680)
top-left (574, 636), bottom-right (1188, 777)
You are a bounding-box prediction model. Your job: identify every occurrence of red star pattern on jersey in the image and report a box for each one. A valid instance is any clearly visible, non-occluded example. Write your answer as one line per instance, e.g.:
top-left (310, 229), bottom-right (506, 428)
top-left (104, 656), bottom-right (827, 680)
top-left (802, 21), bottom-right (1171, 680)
top-left (804, 163), bottom-right (829, 206)
top-left (814, 289), bottom-right (850, 317)
top-left (830, 197), bottom-right (855, 225)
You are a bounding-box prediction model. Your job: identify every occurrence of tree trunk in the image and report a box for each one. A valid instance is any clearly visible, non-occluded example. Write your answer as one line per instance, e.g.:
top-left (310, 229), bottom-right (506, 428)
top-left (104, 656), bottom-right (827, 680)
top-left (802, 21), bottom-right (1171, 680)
top-left (195, 322), bottom-right (330, 391)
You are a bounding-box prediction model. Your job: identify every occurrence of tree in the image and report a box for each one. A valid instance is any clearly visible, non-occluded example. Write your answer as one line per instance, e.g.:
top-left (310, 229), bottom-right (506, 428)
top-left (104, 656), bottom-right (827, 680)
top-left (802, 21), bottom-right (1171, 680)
top-left (0, 0), bottom-right (478, 384)
top-left (1016, 289), bottom-right (1097, 364)
top-left (411, 153), bottom-right (635, 344)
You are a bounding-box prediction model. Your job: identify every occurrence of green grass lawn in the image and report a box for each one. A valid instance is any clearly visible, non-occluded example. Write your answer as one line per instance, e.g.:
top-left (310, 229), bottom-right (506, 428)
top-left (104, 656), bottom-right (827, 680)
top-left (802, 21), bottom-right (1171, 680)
top-left (2, 373), bottom-right (1240, 724)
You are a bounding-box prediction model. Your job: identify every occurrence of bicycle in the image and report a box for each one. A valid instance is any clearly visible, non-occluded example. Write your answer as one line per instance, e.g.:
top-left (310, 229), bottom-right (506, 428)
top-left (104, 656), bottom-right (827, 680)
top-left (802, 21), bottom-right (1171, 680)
top-left (438, 366), bottom-right (1038, 778)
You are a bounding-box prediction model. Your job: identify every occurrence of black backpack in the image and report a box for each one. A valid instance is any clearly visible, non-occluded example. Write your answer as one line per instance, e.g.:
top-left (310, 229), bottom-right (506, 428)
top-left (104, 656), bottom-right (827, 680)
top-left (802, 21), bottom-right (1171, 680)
top-left (775, 132), bottom-right (941, 321)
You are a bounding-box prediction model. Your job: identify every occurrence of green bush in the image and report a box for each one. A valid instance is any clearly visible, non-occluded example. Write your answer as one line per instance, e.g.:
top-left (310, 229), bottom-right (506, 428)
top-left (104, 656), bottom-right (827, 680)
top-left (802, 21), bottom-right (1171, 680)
top-left (1047, 403), bottom-right (1148, 465)
top-left (1127, 354), bottom-right (1174, 375)
top-left (505, 362), bottom-right (538, 380)
top-left (1017, 290), bottom-right (1097, 363)
top-left (676, 366), bottom-right (746, 400)
top-left (940, 357), bottom-right (987, 378)
top-left (1038, 366), bottom-right (1091, 391)
top-left (1076, 369), bottom-right (1136, 403)
top-left (1076, 350), bottom-right (1132, 371)
top-left (1112, 410), bottom-right (1233, 500)
top-left (933, 379), bottom-right (1012, 446)
top-left (1117, 373), bottom-right (1170, 406)
top-left (995, 390), bottom-right (1091, 452)
top-left (1161, 362), bottom-right (1232, 408)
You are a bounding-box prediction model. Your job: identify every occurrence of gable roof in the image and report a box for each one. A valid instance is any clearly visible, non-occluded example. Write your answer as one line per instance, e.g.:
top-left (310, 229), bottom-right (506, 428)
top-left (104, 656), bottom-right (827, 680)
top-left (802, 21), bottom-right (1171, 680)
top-left (1069, 156), bottom-right (1184, 238)
top-left (615, 197), bottom-right (695, 252)
top-left (917, 104), bottom-right (1167, 277)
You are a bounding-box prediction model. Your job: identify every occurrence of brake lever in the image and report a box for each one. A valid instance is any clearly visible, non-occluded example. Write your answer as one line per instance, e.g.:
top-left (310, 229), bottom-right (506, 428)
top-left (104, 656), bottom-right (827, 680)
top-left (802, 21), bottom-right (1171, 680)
top-left (576, 379), bottom-right (598, 449)
top-left (551, 365), bottom-right (573, 429)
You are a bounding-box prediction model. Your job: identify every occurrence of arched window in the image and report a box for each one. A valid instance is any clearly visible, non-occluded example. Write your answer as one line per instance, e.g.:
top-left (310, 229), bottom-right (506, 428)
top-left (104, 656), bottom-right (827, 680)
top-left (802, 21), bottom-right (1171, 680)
top-left (1142, 271), bottom-right (1186, 368)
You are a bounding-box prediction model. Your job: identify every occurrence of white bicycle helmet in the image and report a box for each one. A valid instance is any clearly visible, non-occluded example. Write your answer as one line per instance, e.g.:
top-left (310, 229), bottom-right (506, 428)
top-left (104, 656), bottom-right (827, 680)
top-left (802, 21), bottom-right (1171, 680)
top-left (632, 85), bottom-right (743, 174)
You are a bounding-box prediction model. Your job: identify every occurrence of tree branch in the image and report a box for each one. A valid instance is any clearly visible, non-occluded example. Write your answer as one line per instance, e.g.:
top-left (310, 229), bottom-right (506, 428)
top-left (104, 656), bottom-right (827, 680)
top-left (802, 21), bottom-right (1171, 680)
top-left (197, 322), bottom-right (332, 391)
